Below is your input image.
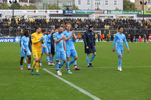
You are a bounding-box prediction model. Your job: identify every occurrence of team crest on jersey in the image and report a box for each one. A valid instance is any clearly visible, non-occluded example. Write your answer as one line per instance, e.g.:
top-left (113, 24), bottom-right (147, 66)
top-left (92, 32), bottom-right (94, 35)
top-left (53, 35), bottom-right (55, 38)
top-left (31, 36), bottom-right (33, 39)
top-left (34, 55), bottom-right (36, 57)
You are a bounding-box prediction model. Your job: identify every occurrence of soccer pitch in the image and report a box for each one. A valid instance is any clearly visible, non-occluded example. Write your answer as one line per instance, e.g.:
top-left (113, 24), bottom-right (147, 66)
top-left (0, 42), bottom-right (151, 100)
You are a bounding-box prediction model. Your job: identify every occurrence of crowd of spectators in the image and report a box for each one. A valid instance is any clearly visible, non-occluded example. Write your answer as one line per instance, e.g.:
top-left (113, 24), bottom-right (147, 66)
top-left (1, 18), bottom-right (151, 37)
top-left (1, 18), bottom-right (151, 29)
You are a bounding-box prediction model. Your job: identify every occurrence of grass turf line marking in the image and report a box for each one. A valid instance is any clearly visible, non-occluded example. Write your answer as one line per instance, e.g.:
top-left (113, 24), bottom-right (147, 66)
top-left (43, 68), bottom-right (101, 100)
top-left (42, 66), bottom-right (151, 69)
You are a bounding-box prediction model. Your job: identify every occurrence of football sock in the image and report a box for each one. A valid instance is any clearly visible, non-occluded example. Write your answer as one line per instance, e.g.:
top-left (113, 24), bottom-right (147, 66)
top-left (66, 61), bottom-right (69, 71)
top-left (24, 56), bottom-right (26, 60)
top-left (74, 60), bottom-right (77, 67)
top-left (20, 65), bottom-right (23, 68)
top-left (69, 58), bottom-right (76, 66)
top-left (50, 56), bottom-right (52, 62)
top-left (40, 59), bottom-right (42, 63)
top-left (28, 64), bottom-right (31, 68)
top-left (46, 56), bottom-right (49, 62)
top-left (87, 55), bottom-right (90, 66)
top-left (59, 61), bottom-right (64, 68)
top-left (36, 62), bottom-right (40, 72)
top-left (90, 54), bottom-right (96, 63)
top-left (52, 56), bottom-right (54, 63)
top-left (32, 61), bottom-right (36, 69)
top-left (55, 62), bottom-right (59, 71)
top-left (118, 57), bottom-right (122, 67)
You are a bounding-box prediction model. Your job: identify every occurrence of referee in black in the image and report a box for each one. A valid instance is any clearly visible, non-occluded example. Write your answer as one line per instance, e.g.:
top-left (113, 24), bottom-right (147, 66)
top-left (84, 25), bottom-right (96, 67)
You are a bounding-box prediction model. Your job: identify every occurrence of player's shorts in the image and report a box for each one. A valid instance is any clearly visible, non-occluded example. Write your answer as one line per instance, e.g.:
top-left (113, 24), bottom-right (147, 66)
top-left (116, 50), bottom-right (123, 57)
top-left (66, 49), bottom-right (77, 58)
top-left (48, 43), bottom-right (51, 53)
top-left (55, 51), bottom-right (66, 61)
top-left (85, 45), bottom-right (96, 53)
top-left (20, 48), bottom-right (31, 57)
top-left (33, 50), bottom-right (42, 59)
top-left (42, 46), bottom-right (48, 54)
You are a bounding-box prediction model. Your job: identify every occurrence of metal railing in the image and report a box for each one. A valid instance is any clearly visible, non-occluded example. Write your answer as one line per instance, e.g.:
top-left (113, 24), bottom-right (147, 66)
top-left (0, 28), bottom-right (151, 37)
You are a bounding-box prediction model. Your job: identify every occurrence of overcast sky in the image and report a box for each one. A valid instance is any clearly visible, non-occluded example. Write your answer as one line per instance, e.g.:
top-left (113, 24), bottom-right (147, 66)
top-left (130, 0), bottom-right (135, 2)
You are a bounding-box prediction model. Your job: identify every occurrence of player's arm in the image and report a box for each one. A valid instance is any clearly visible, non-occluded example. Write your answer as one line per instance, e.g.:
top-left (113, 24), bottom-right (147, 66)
top-left (54, 36), bottom-right (65, 44)
top-left (63, 40), bottom-right (66, 52)
top-left (64, 31), bottom-right (73, 41)
top-left (72, 30), bottom-right (77, 40)
top-left (21, 37), bottom-right (26, 52)
top-left (113, 35), bottom-right (117, 52)
top-left (84, 32), bottom-right (88, 48)
top-left (124, 36), bottom-right (130, 51)
top-left (93, 33), bottom-right (96, 47)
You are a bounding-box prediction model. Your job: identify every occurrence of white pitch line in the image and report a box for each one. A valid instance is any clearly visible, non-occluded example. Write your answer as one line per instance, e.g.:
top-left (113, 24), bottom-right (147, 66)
top-left (42, 66), bottom-right (151, 69)
top-left (43, 68), bottom-right (101, 100)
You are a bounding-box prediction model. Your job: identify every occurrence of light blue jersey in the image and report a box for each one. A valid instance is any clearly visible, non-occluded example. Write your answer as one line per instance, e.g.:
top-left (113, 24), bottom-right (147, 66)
top-left (63, 31), bottom-right (76, 50)
top-left (21, 36), bottom-right (29, 50)
top-left (43, 34), bottom-right (48, 47)
top-left (47, 34), bottom-right (51, 43)
top-left (42, 34), bottom-right (49, 54)
top-left (113, 33), bottom-right (129, 50)
top-left (54, 33), bottom-right (64, 51)
top-left (21, 36), bottom-right (31, 57)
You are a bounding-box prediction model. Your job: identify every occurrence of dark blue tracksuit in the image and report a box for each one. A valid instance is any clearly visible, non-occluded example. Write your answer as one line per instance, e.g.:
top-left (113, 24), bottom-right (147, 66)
top-left (51, 32), bottom-right (55, 55)
top-left (84, 29), bottom-right (96, 53)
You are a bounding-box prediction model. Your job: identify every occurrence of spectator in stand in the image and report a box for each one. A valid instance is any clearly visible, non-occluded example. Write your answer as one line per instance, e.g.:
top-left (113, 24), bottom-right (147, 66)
top-left (146, 33), bottom-right (149, 43)
top-left (135, 33), bottom-right (139, 43)
top-left (130, 34), bottom-right (134, 43)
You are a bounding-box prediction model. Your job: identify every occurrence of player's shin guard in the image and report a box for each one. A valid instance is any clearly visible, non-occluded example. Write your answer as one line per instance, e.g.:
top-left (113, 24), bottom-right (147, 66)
top-left (55, 62), bottom-right (59, 71)
top-left (59, 61), bottom-right (64, 68)
top-left (118, 57), bottom-right (122, 67)
top-left (47, 56), bottom-right (49, 62)
top-left (87, 55), bottom-right (90, 66)
top-left (66, 61), bottom-right (69, 71)
top-left (69, 59), bottom-right (76, 66)
top-left (90, 54), bottom-right (96, 63)
top-left (36, 62), bottom-right (40, 72)
top-left (32, 61), bottom-right (36, 69)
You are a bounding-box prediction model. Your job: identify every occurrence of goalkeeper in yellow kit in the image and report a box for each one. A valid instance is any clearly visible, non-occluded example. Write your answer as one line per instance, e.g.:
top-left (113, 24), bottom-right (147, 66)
top-left (31, 26), bottom-right (44, 75)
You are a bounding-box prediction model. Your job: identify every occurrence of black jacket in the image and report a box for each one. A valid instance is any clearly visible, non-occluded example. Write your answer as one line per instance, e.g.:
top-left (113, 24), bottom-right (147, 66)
top-left (84, 29), bottom-right (95, 48)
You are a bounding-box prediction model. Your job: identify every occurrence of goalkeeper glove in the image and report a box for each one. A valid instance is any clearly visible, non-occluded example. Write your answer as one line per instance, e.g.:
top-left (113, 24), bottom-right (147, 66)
top-left (41, 37), bottom-right (44, 41)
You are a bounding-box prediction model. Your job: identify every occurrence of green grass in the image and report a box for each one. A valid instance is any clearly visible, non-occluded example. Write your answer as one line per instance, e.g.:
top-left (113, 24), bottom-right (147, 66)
top-left (0, 42), bottom-right (151, 100)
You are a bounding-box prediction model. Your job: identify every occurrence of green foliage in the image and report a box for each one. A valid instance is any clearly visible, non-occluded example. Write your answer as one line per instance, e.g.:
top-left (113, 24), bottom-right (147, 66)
top-left (115, 7), bottom-right (121, 10)
top-left (9, 2), bottom-right (21, 9)
top-left (123, 0), bottom-right (137, 10)
top-left (20, 4), bottom-right (28, 9)
top-left (48, 3), bottom-right (60, 10)
top-left (28, 4), bottom-right (37, 9)
top-left (0, 3), bottom-right (10, 9)
top-left (95, 8), bottom-right (101, 10)
top-left (72, 4), bottom-right (79, 10)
